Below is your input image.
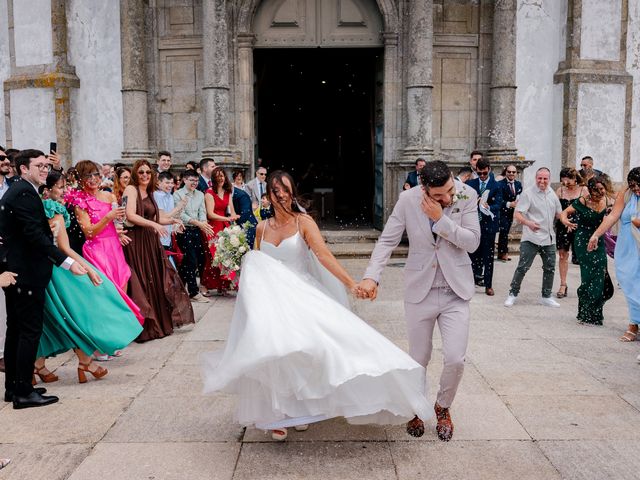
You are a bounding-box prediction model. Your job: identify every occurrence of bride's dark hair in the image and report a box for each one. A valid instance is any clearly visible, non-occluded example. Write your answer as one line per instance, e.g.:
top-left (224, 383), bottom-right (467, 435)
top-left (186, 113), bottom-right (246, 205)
top-left (266, 170), bottom-right (309, 215)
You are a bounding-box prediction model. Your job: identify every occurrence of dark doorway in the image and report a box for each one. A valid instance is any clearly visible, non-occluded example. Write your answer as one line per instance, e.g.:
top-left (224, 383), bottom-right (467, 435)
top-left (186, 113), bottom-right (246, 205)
top-left (254, 48), bottom-right (381, 227)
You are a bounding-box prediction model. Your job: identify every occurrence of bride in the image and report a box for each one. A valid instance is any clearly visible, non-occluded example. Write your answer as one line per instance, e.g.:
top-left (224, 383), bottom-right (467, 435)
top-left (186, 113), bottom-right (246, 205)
top-left (202, 170), bottom-right (431, 440)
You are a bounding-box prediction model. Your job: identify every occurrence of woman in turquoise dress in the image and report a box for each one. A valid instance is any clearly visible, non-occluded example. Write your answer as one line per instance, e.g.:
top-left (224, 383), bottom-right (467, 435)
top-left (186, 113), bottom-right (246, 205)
top-left (560, 176), bottom-right (614, 325)
top-left (34, 172), bottom-right (142, 384)
top-left (588, 167), bottom-right (640, 341)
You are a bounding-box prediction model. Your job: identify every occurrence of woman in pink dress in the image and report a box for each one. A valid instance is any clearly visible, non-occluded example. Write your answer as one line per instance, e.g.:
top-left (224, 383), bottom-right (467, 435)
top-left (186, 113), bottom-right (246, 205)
top-left (202, 167), bottom-right (239, 295)
top-left (66, 160), bottom-right (144, 325)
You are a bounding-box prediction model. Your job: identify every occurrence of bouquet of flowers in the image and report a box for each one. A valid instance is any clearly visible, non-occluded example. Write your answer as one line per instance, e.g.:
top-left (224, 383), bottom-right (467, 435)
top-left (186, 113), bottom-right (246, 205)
top-left (212, 222), bottom-right (252, 285)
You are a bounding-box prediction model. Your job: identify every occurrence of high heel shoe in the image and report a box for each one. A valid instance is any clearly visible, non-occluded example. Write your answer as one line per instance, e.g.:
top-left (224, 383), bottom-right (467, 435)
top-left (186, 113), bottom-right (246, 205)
top-left (556, 284), bottom-right (568, 298)
top-left (77, 361), bottom-right (108, 384)
top-left (33, 365), bottom-right (59, 384)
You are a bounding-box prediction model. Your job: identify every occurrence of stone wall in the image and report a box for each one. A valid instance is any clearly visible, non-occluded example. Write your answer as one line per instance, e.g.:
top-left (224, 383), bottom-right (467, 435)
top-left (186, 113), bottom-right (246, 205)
top-left (515, 0), bottom-right (567, 185)
top-left (67, 0), bottom-right (123, 164)
top-left (0, 0), bottom-right (11, 146)
top-left (628, 0), bottom-right (640, 170)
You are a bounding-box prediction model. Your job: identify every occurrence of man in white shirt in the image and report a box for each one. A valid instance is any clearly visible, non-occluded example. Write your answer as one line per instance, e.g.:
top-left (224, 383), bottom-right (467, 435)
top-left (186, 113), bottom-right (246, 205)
top-left (504, 167), bottom-right (562, 308)
top-left (246, 167), bottom-right (268, 209)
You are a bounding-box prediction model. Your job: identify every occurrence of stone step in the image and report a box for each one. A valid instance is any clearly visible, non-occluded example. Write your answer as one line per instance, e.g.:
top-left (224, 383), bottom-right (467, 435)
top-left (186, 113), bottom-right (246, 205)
top-left (321, 228), bottom-right (380, 244)
top-left (328, 242), bottom-right (409, 258)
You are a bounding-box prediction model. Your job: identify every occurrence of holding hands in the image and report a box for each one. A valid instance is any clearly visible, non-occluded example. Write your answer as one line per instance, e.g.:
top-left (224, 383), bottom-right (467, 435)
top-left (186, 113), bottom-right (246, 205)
top-left (352, 278), bottom-right (378, 301)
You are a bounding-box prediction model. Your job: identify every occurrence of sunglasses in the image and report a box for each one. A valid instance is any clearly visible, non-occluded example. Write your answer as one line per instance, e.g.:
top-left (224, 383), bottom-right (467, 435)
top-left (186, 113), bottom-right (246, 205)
top-left (506, 170), bottom-right (517, 174)
top-left (138, 170), bottom-right (152, 175)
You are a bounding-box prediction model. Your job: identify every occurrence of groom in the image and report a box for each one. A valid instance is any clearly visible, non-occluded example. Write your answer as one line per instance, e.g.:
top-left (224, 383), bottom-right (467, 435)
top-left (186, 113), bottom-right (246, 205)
top-left (358, 160), bottom-right (480, 441)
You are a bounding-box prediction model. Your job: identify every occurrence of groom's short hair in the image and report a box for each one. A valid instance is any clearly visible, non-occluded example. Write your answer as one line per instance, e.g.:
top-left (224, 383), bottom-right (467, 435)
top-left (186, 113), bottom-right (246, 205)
top-left (420, 160), bottom-right (452, 188)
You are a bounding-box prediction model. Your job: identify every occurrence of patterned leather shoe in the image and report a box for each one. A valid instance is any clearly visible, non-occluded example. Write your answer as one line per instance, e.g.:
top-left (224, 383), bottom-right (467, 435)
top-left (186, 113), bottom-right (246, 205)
top-left (434, 403), bottom-right (454, 441)
top-left (406, 415), bottom-right (425, 437)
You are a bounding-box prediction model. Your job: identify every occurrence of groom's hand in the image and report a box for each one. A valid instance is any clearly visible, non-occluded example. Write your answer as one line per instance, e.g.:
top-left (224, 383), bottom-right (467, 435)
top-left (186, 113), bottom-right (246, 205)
top-left (421, 191), bottom-right (443, 222)
top-left (357, 279), bottom-right (378, 301)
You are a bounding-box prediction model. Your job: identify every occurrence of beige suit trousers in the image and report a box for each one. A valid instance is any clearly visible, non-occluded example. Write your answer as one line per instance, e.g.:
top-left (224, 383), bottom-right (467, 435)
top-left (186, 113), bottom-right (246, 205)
top-left (404, 286), bottom-right (469, 409)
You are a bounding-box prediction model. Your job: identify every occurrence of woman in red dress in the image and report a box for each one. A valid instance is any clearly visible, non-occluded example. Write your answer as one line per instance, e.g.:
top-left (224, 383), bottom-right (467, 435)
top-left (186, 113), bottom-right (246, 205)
top-left (202, 167), bottom-right (240, 295)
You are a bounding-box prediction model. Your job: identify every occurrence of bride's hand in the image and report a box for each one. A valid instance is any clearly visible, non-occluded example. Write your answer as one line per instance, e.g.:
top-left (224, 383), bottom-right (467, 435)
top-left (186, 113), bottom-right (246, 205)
top-left (357, 279), bottom-right (378, 301)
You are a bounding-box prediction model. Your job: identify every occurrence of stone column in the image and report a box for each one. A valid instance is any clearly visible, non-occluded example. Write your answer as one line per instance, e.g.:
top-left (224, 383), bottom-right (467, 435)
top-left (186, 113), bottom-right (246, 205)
top-left (120, 0), bottom-right (152, 163)
top-left (402, 0), bottom-right (434, 161)
top-left (236, 33), bottom-right (256, 173)
top-left (487, 0), bottom-right (518, 163)
top-left (201, 0), bottom-right (236, 165)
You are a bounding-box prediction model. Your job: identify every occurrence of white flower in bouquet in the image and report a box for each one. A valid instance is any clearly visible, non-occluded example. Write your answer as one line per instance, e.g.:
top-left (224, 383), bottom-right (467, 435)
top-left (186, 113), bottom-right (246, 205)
top-left (230, 235), bottom-right (240, 247)
top-left (238, 246), bottom-right (246, 253)
top-left (232, 225), bottom-right (242, 234)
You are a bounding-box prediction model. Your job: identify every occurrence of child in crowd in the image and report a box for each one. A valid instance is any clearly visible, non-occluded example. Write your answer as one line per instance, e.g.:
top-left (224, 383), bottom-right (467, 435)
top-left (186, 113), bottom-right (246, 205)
top-left (254, 192), bottom-right (273, 221)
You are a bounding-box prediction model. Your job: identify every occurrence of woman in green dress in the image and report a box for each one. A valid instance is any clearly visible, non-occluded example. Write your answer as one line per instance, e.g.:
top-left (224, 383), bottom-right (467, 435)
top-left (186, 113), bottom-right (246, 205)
top-left (559, 175), bottom-right (614, 325)
top-left (34, 172), bottom-right (142, 384)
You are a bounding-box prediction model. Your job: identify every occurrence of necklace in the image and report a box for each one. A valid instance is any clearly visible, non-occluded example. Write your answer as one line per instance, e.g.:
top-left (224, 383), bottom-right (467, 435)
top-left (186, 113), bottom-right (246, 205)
top-left (269, 216), bottom-right (294, 230)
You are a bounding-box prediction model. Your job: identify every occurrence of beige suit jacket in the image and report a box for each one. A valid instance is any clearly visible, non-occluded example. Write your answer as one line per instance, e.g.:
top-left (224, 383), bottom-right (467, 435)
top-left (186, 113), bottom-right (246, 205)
top-left (364, 180), bottom-right (481, 303)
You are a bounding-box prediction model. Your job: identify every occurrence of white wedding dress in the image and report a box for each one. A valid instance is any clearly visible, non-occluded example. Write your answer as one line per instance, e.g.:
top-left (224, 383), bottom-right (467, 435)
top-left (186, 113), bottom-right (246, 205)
top-left (201, 224), bottom-right (432, 430)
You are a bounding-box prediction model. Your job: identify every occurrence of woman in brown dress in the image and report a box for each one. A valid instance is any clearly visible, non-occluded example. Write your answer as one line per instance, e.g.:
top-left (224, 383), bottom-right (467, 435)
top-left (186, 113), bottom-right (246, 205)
top-left (122, 160), bottom-right (194, 342)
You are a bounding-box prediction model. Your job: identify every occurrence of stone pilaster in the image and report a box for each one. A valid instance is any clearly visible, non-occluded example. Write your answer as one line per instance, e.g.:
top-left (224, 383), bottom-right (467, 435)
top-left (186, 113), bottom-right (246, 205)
top-left (120, 0), bottom-right (152, 163)
top-left (201, 0), bottom-right (237, 166)
top-left (402, 0), bottom-right (434, 162)
top-left (235, 33), bottom-right (256, 172)
top-left (487, 0), bottom-right (518, 164)
top-left (554, 0), bottom-right (632, 179)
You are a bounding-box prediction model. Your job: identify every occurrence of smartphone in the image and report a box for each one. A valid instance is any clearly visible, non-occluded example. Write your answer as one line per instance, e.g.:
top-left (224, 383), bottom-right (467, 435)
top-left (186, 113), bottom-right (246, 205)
top-left (49, 142), bottom-right (57, 154)
top-left (121, 196), bottom-right (128, 208)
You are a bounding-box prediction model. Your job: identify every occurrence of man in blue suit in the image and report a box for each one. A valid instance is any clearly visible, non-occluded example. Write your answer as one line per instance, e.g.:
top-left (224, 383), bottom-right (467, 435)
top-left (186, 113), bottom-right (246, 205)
top-left (403, 158), bottom-right (426, 190)
top-left (197, 158), bottom-right (215, 193)
top-left (497, 165), bottom-right (523, 261)
top-left (232, 186), bottom-right (258, 248)
top-left (466, 158), bottom-right (502, 295)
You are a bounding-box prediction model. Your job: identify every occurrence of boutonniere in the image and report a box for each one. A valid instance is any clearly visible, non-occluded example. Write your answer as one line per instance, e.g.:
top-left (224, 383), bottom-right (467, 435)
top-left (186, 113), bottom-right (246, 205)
top-left (451, 189), bottom-right (469, 205)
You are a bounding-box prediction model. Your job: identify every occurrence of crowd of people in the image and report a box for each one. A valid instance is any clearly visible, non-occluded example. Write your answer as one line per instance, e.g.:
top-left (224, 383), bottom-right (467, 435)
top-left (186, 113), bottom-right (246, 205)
top-left (419, 151), bottom-right (639, 356)
top-left (0, 142), bottom-right (638, 457)
top-left (0, 146), bottom-right (278, 419)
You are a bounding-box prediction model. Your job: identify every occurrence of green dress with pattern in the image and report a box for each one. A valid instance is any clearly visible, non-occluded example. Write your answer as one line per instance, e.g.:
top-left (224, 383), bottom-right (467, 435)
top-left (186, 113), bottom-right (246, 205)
top-left (572, 198), bottom-right (609, 325)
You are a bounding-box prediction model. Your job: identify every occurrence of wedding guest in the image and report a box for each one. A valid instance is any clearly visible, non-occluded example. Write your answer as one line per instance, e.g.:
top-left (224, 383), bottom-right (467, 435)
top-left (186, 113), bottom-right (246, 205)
top-left (0, 151), bottom-right (13, 198)
top-left (466, 158), bottom-right (502, 295)
top-left (403, 158), bottom-right (426, 190)
top-left (358, 161), bottom-right (480, 441)
top-left (68, 160), bottom-right (143, 325)
top-left (578, 155), bottom-right (602, 183)
top-left (254, 193), bottom-right (273, 221)
top-left (232, 170), bottom-right (247, 191)
top-left (185, 161), bottom-right (198, 171)
top-left (554, 168), bottom-right (588, 298)
top-left (496, 165), bottom-right (522, 262)
top-left (174, 169), bottom-right (214, 302)
top-left (123, 160), bottom-right (194, 342)
top-left (0, 149), bottom-right (87, 409)
top-left (455, 166), bottom-right (473, 184)
top-left (154, 171), bottom-right (187, 266)
top-left (560, 176), bottom-right (614, 325)
top-left (0, 150), bottom-right (12, 373)
top-left (197, 158), bottom-right (216, 192)
top-left (0, 270), bottom-right (17, 374)
top-left (202, 167), bottom-right (239, 295)
top-left (113, 166), bottom-right (131, 203)
top-left (231, 181), bottom-right (258, 249)
top-left (468, 150), bottom-right (483, 179)
top-left (35, 171), bottom-right (142, 384)
top-left (245, 166), bottom-right (267, 209)
top-left (156, 150), bottom-right (172, 174)
top-left (587, 167), bottom-right (640, 342)
top-left (504, 167), bottom-right (562, 308)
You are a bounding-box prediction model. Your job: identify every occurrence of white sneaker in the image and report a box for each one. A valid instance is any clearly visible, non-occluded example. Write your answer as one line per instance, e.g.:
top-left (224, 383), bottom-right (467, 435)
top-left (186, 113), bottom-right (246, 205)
top-left (294, 424), bottom-right (309, 432)
top-left (190, 293), bottom-right (210, 303)
top-left (504, 294), bottom-right (517, 307)
top-left (539, 297), bottom-right (560, 308)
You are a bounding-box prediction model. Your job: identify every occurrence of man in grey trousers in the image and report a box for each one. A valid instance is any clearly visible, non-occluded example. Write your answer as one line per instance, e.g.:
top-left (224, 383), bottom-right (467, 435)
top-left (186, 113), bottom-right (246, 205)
top-left (358, 160), bottom-right (480, 441)
top-left (504, 167), bottom-right (562, 308)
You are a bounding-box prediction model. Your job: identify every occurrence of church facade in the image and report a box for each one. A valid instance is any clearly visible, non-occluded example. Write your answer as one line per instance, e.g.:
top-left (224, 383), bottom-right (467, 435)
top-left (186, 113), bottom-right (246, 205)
top-left (1, 0), bottom-right (639, 225)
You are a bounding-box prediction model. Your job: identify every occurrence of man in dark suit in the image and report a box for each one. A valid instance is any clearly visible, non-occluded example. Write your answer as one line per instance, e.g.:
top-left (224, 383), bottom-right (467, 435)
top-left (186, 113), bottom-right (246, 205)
top-left (0, 149), bottom-right (87, 409)
top-left (466, 158), bottom-right (502, 296)
top-left (403, 158), bottom-right (426, 190)
top-left (497, 164), bottom-right (523, 261)
top-left (232, 187), bottom-right (258, 248)
top-left (197, 158), bottom-right (216, 193)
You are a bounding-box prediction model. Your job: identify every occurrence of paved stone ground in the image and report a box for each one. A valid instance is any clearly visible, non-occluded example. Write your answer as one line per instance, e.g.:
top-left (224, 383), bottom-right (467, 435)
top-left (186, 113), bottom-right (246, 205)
top-left (1, 255), bottom-right (640, 480)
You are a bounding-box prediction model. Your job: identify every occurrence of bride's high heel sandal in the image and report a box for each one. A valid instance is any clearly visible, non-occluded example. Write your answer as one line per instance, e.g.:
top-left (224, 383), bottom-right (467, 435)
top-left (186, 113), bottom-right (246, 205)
top-left (271, 428), bottom-right (288, 441)
top-left (77, 361), bottom-right (108, 384)
top-left (33, 365), bottom-right (59, 384)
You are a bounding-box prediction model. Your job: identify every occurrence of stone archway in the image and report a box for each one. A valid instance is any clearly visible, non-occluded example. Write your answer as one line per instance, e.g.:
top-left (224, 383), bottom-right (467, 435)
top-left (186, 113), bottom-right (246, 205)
top-left (232, 0), bottom-right (400, 226)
